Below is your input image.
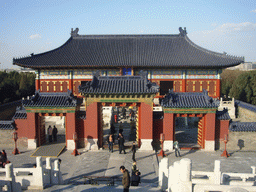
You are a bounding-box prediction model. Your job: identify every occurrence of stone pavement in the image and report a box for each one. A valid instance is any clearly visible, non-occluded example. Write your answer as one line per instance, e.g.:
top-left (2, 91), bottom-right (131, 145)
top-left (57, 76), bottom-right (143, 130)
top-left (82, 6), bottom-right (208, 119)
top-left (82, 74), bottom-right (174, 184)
top-left (2, 146), bottom-right (256, 191)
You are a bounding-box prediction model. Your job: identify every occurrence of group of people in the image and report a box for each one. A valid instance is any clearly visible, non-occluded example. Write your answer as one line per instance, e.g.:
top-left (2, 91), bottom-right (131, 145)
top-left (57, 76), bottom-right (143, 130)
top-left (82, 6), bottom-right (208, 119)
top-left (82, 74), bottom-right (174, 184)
top-left (47, 125), bottom-right (58, 143)
top-left (0, 150), bottom-right (10, 168)
top-left (108, 132), bottom-right (127, 154)
top-left (114, 107), bottom-right (136, 123)
top-left (120, 162), bottom-right (141, 192)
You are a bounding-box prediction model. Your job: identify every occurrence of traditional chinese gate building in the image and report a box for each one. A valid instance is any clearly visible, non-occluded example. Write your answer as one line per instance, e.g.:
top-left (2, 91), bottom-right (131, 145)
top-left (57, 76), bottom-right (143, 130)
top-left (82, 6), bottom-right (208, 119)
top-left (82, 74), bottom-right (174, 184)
top-left (12, 28), bottom-right (243, 151)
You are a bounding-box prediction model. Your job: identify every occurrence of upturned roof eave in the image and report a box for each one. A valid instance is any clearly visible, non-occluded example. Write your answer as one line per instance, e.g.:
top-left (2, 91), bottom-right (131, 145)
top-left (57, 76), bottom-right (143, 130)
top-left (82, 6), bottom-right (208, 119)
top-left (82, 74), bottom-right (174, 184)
top-left (12, 30), bottom-right (245, 69)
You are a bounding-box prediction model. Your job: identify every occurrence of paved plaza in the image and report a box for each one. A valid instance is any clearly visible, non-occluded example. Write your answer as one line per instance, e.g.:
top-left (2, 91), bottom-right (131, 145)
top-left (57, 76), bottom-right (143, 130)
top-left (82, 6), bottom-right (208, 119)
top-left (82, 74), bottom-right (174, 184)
top-left (2, 145), bottom-right (256, 191)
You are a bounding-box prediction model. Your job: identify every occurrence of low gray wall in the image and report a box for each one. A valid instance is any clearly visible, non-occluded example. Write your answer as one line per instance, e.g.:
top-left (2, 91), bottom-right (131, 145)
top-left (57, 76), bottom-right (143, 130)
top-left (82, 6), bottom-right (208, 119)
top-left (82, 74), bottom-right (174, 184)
top-left (237, 106), bottom-right (256, 122)
top-left (219, 132), bottom-right (256, 151)
top-left (0, 129), bottom-right (27, 148)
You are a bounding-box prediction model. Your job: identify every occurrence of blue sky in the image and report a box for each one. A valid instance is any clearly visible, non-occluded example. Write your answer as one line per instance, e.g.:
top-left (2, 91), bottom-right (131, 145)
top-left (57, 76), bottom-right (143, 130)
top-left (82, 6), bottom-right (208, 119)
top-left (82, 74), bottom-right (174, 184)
top-left (1, 0), bottom-right (256, 69)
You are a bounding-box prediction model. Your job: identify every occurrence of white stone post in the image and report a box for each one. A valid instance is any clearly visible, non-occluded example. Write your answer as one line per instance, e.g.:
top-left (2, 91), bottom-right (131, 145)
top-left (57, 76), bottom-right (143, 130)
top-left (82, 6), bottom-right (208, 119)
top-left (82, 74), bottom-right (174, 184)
top-left (168, 165), bottom-right (175, 192)
top-left (169, 161), bottom-right (181, 192)
top-left (51, 160), bottom-right (59, 184)
top-left (5, 163), bottom-right (12, 179)
top-left (179, 158), bottom-right (192, 192)
top-left (158, 157), bottom-right (169, 191)
top-left (34, 156), bottom-right (44, 188)
top-left (52, 159), bottom-right (63, 184)
top-left (44, 157), bottom-right (51, 184)
top-left (213, 160), bottom-right (221, 184)
top-left (251, 166), bottom-right (256, 175)
top-left (6, 163), bottom-right (22, 192)
top-left (180, 158), bottom-right (192, 182)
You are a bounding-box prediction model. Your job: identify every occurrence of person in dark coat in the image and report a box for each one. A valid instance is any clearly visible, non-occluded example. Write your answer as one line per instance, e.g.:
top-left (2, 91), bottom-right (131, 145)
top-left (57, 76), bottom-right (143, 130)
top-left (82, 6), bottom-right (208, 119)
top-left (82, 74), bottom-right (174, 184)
top-left (52, 126), bottom-right (58, 142)
top-left (0, 152), bottom-right (4, 168)
top-left (131, 171), bottom-right (141, 186)
top-left (47, 126), bottom-right (53, 142)
top-left (131, 141), bottom-right (136, 161)
top-left (118, 133), bottom-right (126, 154)
top-left (122, 107), bottom-right (126, 119)
top-left (120, 166), bottom-right (130, 192)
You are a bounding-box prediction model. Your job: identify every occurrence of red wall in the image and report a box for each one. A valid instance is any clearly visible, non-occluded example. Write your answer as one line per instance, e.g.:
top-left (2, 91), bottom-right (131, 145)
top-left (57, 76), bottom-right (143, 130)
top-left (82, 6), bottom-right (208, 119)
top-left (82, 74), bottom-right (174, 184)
top-left (205, 113), bottom-right (216, 141)
top-left (15, 119), bottom-right (29, 138)
top-left (140, 103), bottom-right (153, 139)
top-left (66, 113), bottom-right (76, 140)
top-left (163, 113), bottom-right (174, 141)
top-left (216, 119), bottom-right (230, 140)
top-left (153, 119), bottom-right (163, 139)
top-left (84, 102), bottom-right (98, 139)
top-left (76, 118), bottom-right (85, 139)
top-left (26, 113), bottom-right (37, 139)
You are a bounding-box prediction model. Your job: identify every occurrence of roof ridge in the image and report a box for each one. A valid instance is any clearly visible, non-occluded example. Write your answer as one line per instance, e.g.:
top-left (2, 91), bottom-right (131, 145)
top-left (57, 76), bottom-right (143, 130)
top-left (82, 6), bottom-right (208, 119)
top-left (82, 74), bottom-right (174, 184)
top-left (184, 35), bottom-right (244, 61)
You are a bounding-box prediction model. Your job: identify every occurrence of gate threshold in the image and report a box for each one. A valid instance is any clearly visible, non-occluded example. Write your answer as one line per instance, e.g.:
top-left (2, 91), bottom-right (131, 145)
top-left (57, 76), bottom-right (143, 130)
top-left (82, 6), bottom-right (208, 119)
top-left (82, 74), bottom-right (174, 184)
top-left (31, 143), bottom-right (66, 158)
top-left (179, 143), bottom-right (201, 150)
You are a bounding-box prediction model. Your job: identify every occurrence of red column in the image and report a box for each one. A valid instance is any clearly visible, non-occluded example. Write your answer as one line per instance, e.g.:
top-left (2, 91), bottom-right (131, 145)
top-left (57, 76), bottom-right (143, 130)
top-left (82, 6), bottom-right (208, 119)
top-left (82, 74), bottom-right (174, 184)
top-left (27, 113), bottom-right (37, 139)
top-left (84, 102), bottom-right (98, 139)
top-left (205, 113), bottom-right (216, 141)
top-left (216, 79), bottom-right (221, 99)
top-left (35, 79), bottom-right (40, 91)
top-left (182, 79), bottom-right (186, 92)
top-left (66, 113), bottom-right (76, 140)
top-left (139, 102), bottom-right (153, 140)
top-left (163, 113), bottom-right (174, 141)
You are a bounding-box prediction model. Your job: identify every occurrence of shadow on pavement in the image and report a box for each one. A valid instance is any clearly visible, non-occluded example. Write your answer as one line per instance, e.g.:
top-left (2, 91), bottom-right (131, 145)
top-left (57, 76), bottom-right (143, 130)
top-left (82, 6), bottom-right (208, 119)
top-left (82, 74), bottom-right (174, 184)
top-left (66, 167), bottom-right (115, 184)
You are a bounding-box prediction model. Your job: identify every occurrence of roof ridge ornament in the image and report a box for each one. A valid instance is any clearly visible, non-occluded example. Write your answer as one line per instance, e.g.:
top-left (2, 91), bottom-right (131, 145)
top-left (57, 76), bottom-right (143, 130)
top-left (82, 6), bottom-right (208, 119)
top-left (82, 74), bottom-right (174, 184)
top-left (71, 28), bottom-right (79, 37)
top-left (179, 27), bottom-right (187, 36)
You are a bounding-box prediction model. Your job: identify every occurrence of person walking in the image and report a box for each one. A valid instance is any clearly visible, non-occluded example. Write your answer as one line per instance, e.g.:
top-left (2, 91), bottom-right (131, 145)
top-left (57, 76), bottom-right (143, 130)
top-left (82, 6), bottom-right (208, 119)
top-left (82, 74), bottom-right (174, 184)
top-left (108, 134), bottom-right (114, 153)
top-left (114, 113), bottom-right (118, 123)
top-left (47, 126), bottom-right (53, 142)
top-left (118, 133), bottom-right (126, 154)
top-left (122, 107), bottom-right (126, 119)
top-left (120, 166), bottom-right (130, 192)
top-left (52, 126), bottom-right (58, 142)
top-left (131, 141), bottom-right (136, 161)
top-left (173, 140), bottom-right (181, 157)
top-left (119, 122), bottom-right (123, 134)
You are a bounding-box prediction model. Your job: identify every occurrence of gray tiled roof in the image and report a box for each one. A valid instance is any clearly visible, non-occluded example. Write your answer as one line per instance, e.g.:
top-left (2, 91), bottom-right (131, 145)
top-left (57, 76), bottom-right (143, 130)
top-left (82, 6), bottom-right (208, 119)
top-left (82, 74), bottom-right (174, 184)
top-left (13, 28), bottom-right (244, 69)
top-left (229, 122), bottom-right (256, 132)
top-left (0, 120), bottom-right (15, 130)
top-left (22, 90), bottom-right (77, 107)
top-left (13, 106), bottom-right (27, 119)
top-left (216, 109), bottom-right (231, 120)
top-left (79, 71), bottom-right (159, 95)
top-left (236, 100), bottom-right (256, 113)
top-left (161, 90), bottom-right (219, 108)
